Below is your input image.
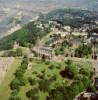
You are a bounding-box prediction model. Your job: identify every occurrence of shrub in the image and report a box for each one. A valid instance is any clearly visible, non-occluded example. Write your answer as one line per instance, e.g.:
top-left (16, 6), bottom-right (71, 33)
top-left (10, 78), bottom-right (20, 91)
top-left (9, 96), bottom-right (21, 100)
top-left (26, 88), bottom-right (39, 99)
top-left (38, 79), bottom-right (51, 92)
top-left (28, 77), bottom-right (36, 86)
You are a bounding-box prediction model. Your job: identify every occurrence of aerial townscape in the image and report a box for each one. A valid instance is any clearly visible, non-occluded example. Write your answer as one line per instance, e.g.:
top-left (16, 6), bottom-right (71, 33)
top-left (0, 0), bottom-right (98, 100)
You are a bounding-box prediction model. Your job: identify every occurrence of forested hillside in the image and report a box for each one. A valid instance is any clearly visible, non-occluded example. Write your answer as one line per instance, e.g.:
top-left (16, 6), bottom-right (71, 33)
top-left (0, 22), bottom-right (48, 50)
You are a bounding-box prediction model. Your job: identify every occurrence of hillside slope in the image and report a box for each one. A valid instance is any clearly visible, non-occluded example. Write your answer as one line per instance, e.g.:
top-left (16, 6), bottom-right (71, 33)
top-left (0, 9), bottom-right (96, 51)
top-left (0, 21), bottom-right (48, 50)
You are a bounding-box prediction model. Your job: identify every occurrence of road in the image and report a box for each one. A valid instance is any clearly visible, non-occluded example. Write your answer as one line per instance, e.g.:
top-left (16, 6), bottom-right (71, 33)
top-left (93, 61), bottom-right (98, 77)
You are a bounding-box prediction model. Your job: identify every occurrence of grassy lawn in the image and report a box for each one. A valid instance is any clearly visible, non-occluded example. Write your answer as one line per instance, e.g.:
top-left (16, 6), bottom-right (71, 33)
top-left (4, 58), bottom-right (93, 100)
top-left (18, 59), bottom-right (93, 100)
top-left (17, 59), bottom-right (65, 100)
top-left (0, 58), bottom-right (22, 100)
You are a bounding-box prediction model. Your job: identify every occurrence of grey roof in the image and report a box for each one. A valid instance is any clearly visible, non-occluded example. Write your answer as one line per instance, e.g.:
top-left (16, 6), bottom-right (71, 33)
top-left (32, 46), bottom-right (53, 56)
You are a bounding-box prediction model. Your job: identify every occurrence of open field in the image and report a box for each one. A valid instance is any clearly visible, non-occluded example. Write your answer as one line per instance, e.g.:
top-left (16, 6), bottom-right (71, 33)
top-left (0, 58), bottom-right (22, 100)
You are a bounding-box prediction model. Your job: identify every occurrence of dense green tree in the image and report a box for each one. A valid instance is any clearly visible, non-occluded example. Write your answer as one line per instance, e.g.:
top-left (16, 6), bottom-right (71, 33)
top-left (10, 78), bottom-right (20, 91)
top-left (48, 84), bottom-right (80, 100)
top-left (75, 44), bottom-right (92, 57)
top-left (78, 81), bottom-right (85, 92)
top-left (82, 76), bottom-right (91, 88)
top-left (86, 85), bottom-right (96, 92)
top-left (11, 90), bottom-right (19, 97)
top-left (28, 77), bottom-right (36, 86)
top-left (38, 79), bottom-right (51, 92)
top-left (9, 96), bottom-right (21, 100)
top-left (15, 69), bottom-right (24, 78)
top-left (65, 59), bottom-right (72, 65)
top-left (16, 48), bottom-right (23, 57)
top-left (65, 64), bottom-right (79, 79)
top-left (18, 77), bottom-right (27, 86)
top-left (10, 56), bottom-right (29, 99)
top-left (26, 88), bottom-right (39, 99)
top-left (71, 83), bottom-right (80, 96)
